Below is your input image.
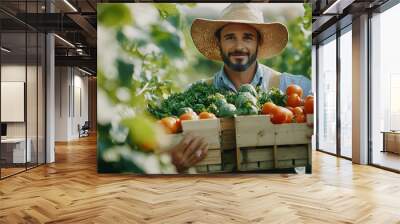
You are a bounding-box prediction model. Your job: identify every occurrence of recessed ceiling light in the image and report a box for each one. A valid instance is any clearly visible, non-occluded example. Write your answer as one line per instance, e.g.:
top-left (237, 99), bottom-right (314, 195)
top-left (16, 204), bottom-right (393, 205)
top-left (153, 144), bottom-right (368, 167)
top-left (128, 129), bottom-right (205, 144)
top-left (54, 34), bottom-right (75, 48)
top-left (63, 0), bottom-right (78, 12)
top-left (1, 47), bottom-right (11, 53)
top-left (78, 67), bottom-right (93, 76)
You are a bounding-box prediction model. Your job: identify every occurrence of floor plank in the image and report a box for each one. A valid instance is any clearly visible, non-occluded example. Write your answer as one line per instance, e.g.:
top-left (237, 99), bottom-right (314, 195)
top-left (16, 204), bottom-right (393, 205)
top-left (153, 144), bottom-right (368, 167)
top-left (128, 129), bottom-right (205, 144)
top-left (1, 135), bottom-right (400, 224)
top-left (373, 151), bottom-right (400, 171)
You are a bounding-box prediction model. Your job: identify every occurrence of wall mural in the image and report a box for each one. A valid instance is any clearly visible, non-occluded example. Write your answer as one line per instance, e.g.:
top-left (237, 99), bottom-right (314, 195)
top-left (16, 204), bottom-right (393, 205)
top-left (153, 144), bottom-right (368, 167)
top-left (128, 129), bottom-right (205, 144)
top-left (97, 3), bottom-right (313, 174)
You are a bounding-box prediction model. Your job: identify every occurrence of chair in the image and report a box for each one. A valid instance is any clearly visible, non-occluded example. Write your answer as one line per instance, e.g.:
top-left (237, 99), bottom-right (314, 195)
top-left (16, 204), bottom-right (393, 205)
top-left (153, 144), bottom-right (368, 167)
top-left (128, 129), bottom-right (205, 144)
top-left (79, 121), bottom-right (90, 138)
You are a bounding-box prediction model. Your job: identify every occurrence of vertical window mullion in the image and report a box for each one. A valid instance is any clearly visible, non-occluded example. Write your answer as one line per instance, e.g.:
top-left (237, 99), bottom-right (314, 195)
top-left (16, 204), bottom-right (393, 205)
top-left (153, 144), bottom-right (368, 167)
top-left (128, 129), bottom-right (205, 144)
top-left (337, 28), bottom-right (341, 157)
top-left (316, 44), bottom-right (319, 151)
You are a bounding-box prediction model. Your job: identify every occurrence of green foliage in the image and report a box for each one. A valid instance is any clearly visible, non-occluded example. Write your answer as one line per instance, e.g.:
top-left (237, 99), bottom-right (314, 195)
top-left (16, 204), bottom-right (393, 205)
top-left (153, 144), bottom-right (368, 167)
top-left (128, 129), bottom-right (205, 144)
top-left (98, 4), bottom-right (133, 27)
top-left (257, 87), bottom-right (287, 107)
top-left (148, 81), bottom-right (220, 119)
top-left (262, 3), bottom-right (312, 78)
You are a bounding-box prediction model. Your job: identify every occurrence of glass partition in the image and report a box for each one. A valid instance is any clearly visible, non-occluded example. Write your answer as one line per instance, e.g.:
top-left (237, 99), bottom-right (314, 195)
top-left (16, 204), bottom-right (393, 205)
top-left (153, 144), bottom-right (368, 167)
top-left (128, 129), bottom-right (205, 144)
top-left (317, 36), bottom-right (337, 155)
top-left (0, 1), bottom-right (46, 179)
top-left (1, 29), bottom-right (28, 177)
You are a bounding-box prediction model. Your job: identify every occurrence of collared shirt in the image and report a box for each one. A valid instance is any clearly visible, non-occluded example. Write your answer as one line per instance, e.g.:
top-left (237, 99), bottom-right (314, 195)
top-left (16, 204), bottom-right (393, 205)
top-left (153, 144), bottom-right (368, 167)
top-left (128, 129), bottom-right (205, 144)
top-left (212, 62), bottom-right (312, 97)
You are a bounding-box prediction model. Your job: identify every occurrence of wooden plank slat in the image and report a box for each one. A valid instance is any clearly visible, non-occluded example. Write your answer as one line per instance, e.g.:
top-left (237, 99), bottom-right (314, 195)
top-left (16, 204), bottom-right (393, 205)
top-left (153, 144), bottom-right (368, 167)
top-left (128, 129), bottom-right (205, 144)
top-left (196, 149), bottom-right (221, 166)
top-left (240, 147), bottom-right (274, 163)
top-left (275, 123), bottom-right (311, 145)
top-left (235, 115), bottom-right (274, 147)
top-left (276, 145), bottom-right (308, 161)
top-left (182, 119), bottom-right (221, 149)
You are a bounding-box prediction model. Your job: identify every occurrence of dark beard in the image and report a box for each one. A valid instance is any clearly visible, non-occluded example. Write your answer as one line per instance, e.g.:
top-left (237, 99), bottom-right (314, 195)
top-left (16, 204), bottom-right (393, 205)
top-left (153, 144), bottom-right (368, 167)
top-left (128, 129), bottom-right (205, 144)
top-left (220, 49), bottom-right (258, 72)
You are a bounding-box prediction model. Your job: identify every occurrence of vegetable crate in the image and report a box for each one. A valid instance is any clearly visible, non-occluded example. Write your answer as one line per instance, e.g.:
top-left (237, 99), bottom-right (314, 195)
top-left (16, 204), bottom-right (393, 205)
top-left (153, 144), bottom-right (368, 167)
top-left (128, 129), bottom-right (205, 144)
top-left (170, 115), bottom-right (312, 174)
top-left (235, 114), bottom-right (313, 173)
top-left (179, 119), bottom-right (224, 173)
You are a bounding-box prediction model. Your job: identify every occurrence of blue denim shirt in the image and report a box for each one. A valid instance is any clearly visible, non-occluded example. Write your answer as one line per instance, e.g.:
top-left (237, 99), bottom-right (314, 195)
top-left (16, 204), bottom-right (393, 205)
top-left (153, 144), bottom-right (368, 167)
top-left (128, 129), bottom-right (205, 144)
top-left (212, 63), bottom-right (312, 97)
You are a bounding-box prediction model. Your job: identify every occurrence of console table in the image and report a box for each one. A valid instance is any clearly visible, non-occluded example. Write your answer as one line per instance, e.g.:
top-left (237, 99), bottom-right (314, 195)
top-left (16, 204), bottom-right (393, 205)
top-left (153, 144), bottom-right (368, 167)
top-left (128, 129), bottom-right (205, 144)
top-left (1, 138), bottom-right (32, 164)
top-left (382, 131), bottom-right (400, 154)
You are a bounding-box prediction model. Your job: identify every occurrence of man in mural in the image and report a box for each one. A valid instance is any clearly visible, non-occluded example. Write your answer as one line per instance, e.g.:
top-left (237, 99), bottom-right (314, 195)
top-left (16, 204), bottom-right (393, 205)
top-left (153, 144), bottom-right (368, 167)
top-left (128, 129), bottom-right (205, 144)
top-left (171, 3), bottom-right (312, 172)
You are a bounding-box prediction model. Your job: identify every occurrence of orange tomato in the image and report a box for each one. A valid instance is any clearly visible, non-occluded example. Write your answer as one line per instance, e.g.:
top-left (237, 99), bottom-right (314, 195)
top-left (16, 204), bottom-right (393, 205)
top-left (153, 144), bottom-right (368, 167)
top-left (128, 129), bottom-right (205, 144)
top-left (158, 117), bottom-right (180, 134)
top-left (295, 114), bottom-right (306, 123)
top-left (140, 141), bottom-right (157, 151)
top-left (285, 106), bottom-right (294, 114)
top-left (179, 111), bottom-right (199, 121)
top-left (199, 112), bottom-right (216, 119)
top-left (286, 84), bottom-right (303, 98)
top-left (305, 95), bottom-right (313, 101)
top-left (304, 95), bottom-right (314, 114)
top-left (286, 93), bottom-right (302, 107)
top-left (176, 118), bottom-right (182, 132)
top-left (262, 102), bottom-right (277, 115)
top-left (282, 107), bottom-right (294, 123)
top-left (293, 107), bottom-right (304, 116)
top-left (271, 106), bottom-right (288, 124)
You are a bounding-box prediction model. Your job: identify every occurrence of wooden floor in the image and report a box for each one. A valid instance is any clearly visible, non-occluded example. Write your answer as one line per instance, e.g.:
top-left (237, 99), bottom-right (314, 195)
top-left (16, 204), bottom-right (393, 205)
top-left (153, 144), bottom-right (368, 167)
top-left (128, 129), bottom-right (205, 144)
top-left (1, 167), bottom-right (26, 178)
top-left (1, 135), bottom-right (400, 223)
top-left (373, 151), bottom-right (400, 171)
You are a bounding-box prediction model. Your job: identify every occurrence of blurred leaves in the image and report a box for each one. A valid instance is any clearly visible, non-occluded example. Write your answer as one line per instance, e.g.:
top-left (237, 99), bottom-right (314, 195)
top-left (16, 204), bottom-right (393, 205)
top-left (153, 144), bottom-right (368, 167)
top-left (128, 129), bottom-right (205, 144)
top-left (154, 3), bottom-right (179, 19)
top-left (262, 3), bottom-right (312, 79)
top-left (122, 116), bottom-right (157, 152)
top-left (151, 24), bottom-right (183, 58)
top-left (98, 4), bottom-right (133, 28)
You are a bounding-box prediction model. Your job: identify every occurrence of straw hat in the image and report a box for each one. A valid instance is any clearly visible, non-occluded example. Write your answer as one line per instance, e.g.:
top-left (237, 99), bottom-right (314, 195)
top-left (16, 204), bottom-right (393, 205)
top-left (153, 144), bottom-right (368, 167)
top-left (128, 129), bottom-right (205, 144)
top-left (191, 3), bottom-right (288, 61)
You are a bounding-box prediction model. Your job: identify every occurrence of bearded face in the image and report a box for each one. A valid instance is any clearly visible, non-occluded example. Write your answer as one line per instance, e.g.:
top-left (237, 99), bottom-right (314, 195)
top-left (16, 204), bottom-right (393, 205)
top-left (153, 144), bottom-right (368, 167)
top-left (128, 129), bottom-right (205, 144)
top-left (217, 23), bottom-right (260, 72)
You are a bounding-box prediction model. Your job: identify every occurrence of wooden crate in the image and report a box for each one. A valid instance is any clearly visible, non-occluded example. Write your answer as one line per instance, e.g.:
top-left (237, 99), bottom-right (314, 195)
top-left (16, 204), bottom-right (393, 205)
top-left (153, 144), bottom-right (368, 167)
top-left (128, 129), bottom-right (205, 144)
top-left (175, 119), bottom-right (223, 173)
top-left (235, 114), bottom-right (313, 173)
top-left (195, 119), bottom-right (236, 173)
top-left (181, 119), bottom-right (221, 149)
top-left (166, 114), bottom-right (313, 173)
top-left (167, 118), bottom-right (235, 173)
top-left (220, 118), bottom-right (236, 150)
top-left (195, 164), bottom-right (223, 173)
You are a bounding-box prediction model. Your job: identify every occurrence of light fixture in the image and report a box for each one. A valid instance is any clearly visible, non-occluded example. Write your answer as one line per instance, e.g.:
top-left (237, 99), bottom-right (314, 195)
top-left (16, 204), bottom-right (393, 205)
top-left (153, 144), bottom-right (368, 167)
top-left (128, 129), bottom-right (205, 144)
top-left (63, 0), bottom-right (78, 12)
top-left (54, 34), bottom-right (75, 48)
top-left (322, 0), bottom-right (342, 15)
top-left (78, 67), bottom-right (93, 76)
top-left (1, 47), bottom-right (11, 53)
top-left (322, 0), bottom-right (354, 15)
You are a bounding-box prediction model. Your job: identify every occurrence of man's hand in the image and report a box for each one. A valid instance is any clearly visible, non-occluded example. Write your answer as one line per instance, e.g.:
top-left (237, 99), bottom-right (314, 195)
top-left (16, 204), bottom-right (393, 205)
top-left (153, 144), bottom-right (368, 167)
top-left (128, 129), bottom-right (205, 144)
top-left (306, 119), bottom-right (314, 139)
top-left (170, 133), bottom-right (208, 173)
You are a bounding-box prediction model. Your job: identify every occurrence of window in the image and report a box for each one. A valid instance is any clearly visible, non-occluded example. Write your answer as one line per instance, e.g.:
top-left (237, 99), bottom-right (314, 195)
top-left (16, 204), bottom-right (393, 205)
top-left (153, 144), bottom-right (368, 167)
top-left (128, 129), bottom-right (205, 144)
top-left (371, 2), bottom-right (400, 171)
top-left (339, 28), bottom-right (352, 158)
top-left (317, 36), bottom-right (337, 154)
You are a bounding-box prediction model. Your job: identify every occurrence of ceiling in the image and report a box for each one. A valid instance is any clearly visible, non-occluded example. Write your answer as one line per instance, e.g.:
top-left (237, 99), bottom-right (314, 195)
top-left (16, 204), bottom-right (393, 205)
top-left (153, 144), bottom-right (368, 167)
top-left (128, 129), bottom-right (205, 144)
top-left (0, 0), bottom-right (394, 75)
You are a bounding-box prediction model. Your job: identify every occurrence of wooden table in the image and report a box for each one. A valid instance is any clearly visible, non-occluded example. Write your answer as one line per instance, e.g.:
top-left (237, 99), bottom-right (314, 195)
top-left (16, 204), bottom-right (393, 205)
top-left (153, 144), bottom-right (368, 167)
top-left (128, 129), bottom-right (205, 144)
top-left (381, 131), bottom-right (400, 154)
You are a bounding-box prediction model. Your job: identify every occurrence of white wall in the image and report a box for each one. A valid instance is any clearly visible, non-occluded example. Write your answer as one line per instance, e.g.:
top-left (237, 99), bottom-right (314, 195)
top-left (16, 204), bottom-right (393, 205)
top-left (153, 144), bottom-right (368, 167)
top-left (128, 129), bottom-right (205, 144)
top-left (1, 65), bottom-right (26, 139)
top-left (55, 67), bottom-right (69, 141)
top-left (55, 67), bottom-right (89, 141)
